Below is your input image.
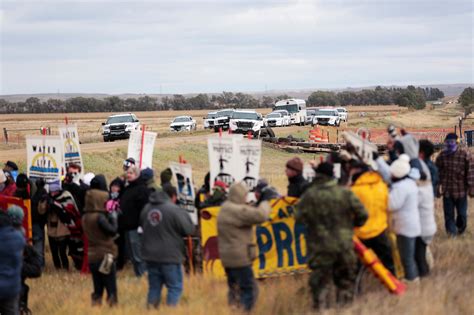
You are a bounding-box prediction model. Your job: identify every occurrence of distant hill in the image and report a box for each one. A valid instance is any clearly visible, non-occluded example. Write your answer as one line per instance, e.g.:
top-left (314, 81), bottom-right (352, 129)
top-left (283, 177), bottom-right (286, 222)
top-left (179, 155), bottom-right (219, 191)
top-left (1, 83), bottom-right (471, 102)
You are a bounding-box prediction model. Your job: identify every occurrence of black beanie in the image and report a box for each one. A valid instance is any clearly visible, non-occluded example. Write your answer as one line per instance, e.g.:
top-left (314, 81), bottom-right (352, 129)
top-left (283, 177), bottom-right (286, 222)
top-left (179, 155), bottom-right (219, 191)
top-left (315, 162), bottom-right (334, 177)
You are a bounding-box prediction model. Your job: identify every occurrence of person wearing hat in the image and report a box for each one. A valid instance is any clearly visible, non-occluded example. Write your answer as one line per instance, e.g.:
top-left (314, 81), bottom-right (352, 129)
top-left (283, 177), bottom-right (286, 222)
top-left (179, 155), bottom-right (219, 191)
top-left (253, 178), bottom-right (280, 206)
top-left (286, 157), bottom-right (309, 197)
top-left (0, 169), bottom-right (17, 197)
top-left (388, 154), bottom-right (421, 282)
top-left (200, 180), bottom-right (228, 208)
top-left (297, 162), bottom-right (367, 309)
top-left (3, 160), bottom-right (19, 182)
top-left (435, 133), bottom-right (474, 236)
top-left (0, 205), bottom-right (26, 315)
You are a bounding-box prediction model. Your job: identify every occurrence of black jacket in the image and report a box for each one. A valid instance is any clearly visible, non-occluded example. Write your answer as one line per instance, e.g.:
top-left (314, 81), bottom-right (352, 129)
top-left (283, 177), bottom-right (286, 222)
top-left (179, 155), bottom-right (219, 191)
top-left (119, 177), bottom-right (150, 231)
top-left (287, 174), bottom-right (309, 198)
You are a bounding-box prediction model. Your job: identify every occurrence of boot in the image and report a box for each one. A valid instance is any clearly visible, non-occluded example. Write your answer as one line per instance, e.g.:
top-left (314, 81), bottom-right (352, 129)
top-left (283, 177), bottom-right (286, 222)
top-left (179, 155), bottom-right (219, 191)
top-left (107, 295), bottom-right (118, 307)
top-left (91, 293), bottom-right (102, 307)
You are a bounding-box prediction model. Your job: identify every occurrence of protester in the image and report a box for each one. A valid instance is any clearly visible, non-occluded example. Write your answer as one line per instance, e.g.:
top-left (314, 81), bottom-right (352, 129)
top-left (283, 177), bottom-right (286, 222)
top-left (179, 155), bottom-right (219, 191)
top-left (419, 140), bottom-right (439, 194)
top-left (3, 160), bottom-right (19, 182)
top-left (162, 183), bottom-right (178, 204)
top-left (31, 178), bottom-right (48, 268)
top-left (119, 165), bottom-right (150, 277)
top-left (388, 154), bottom-right (421, 282)
top-left (0, 207), bottom-right (26, 315)
top-left (349, 160), bottom-right (395, 274)
top-left (62, 163), bottom-right (88, 214)
top-left (253, 178), bottom-right (280, 205)
top-left (140, 189), bottom-right (194, 308)
top-left (83, 175), bottom-right (119, 307)
top-left (13, 174), bottom-right (30, 200)
top-left (160, 168), bottom-right (173, 186)
top-left (296, 163), bottom-right (368, 309)
top-left (217, 182), bottom-right (271, 312)
top-left (0, 169), bottom-right (17, 197)
top-left (435, 133), bottom-right (474, 236)
top-left (200, 180), bottom-right (228, 208)
top-left (195, 172), bottom-right (211, 210)
top-left (286, 157), bottom-right (309, 197)
top-left (106, 177), bottom-right (126, 270)
top-left (141, 168), bottom-right (160, 193)
top-left (415, 158), bottom-right (437, 277)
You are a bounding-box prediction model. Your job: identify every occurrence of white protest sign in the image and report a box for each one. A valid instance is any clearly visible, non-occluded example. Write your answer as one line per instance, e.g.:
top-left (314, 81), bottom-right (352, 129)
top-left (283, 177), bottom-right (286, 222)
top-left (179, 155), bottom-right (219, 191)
top-left (234, 138), bottom-right (262, 191)
top-left (26, 135), bottom-right (65, 181)
top-left (58, 124), bottom-right (84, 175)
top-left (169, 162), bottom-right (198, 225)
top-left (127, 130), bottom-right (157, 169)
top-left (207, 135), bottom-right (241, 188)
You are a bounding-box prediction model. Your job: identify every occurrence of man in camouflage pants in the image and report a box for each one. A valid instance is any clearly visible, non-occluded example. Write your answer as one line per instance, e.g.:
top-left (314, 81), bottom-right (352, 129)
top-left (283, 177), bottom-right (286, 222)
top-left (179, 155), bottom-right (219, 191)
top-left (296, 162), bottom-right (368, 309)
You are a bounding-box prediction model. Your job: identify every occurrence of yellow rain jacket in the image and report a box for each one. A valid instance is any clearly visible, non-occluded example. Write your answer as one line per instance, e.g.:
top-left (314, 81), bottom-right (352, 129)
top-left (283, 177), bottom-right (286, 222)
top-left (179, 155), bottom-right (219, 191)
top-left (352, 171), bottom-right (389, 240)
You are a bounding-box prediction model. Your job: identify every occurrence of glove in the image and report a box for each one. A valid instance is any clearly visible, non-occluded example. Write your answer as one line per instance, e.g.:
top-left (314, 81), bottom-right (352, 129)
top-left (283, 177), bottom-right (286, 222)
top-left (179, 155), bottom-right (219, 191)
top-left (372, 151), bottom-right (379, 160)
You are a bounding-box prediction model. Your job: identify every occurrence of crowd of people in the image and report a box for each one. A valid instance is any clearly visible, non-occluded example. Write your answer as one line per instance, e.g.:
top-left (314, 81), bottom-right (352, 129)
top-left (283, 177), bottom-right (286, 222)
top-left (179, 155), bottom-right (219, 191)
top-left (0, 129), bottom-right (472, 314)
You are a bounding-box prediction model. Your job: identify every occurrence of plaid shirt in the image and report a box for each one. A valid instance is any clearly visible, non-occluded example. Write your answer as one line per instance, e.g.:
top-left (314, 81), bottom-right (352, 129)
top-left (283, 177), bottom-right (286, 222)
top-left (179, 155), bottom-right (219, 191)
top-left (435, 148), bottom-right (474, 198)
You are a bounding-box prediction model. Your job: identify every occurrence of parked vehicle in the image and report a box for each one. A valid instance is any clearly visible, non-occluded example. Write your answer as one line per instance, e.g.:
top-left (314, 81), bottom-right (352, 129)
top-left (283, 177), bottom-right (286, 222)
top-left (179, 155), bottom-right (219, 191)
top-left (273, 110), bottom-right (291, 126)
top-left (213, 109), bottom-right (235, 132)
top-left (203, 111), bottom-right (218, 129)
top-left (306, 108), bottom-right (318, 124)
top-left (170, 116), bottom-right (197, 132)
top-left (336, 107), bottom-right (348, 122)
top-left (273, 99), bottom-right (307, 126)
top-left (312, 108), bottom-right (341, 127)
top-left (264, 111), bottom-right (290, 127)
top-left (229, 110), bottom-right (264, 136)
top-left (102, 113), bottom-right (140, 142)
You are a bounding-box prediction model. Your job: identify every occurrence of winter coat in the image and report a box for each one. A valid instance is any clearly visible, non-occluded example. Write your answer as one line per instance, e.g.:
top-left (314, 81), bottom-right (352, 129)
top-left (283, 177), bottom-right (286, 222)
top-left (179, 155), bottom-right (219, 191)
top-left (388, 177), bottom-right (421, 237)
top-left (296, 176), bottom-right (368, 267)
top-left (31, 186), bottom-right (47, 227)
top-left (351, 171), bottom-right (389, 240)
top-left (0, 214), bottom-right (25, 299)
top-left (119, 177), bottom-right (150, 231)
top-left (38, 197), bottom-right (71, 238)
top-left (140, 190), bottom-right (194, 264)
top-left (417, 160), bottom-right (437, 242)
top-left (82, 188), bottom-right (118, 263)
top-left (287, 174), bottom-right (309, 198)
top-left (217, 183), bottom-right (271, 268)
top-left (0, 182), bottom-right (16, 197)
top-left (435, 147), bottom-right (474, 199)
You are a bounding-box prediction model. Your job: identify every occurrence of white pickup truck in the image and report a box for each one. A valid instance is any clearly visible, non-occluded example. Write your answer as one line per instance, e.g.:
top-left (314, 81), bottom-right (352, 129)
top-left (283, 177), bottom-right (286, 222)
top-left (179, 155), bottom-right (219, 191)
top-left (229, 110), bottom-right (264, 137)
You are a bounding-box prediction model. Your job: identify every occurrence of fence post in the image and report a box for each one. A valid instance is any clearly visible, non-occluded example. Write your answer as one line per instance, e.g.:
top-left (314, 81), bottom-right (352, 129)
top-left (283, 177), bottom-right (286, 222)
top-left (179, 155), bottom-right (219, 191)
top-left (3, 128), bottom-right (8, 144)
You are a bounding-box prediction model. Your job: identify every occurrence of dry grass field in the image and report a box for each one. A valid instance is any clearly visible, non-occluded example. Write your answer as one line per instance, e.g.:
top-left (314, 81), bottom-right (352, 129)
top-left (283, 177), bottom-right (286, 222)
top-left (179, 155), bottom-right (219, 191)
top-left (3, 101), bottom-right (474, 314)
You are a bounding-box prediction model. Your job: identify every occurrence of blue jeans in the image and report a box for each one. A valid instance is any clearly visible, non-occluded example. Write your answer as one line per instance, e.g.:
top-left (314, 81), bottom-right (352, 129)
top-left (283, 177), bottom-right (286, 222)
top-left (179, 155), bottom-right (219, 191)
top-left (32, 223), bottom-right (45, 268)
top-left (443, 196), bottom-right (468, 236)
top-left (224, 266), bottom-right (258, 311)
top-left (125, 230), bottom-right (146, 277)
top-left (396, 235), bottom-right (419, 280)
top-left (146, 262), bottom-right (183, 307)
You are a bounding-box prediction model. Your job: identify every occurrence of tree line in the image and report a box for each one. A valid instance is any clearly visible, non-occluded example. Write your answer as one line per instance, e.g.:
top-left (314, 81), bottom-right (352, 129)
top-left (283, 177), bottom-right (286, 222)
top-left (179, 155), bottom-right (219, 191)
top-left (0, 86), bottom-right (445, 114)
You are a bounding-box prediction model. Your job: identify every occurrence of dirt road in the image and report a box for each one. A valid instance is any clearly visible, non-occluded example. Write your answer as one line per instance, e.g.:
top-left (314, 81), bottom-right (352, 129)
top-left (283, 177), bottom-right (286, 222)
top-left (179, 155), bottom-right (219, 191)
top-left (0, 133), bottom-right (211, 162)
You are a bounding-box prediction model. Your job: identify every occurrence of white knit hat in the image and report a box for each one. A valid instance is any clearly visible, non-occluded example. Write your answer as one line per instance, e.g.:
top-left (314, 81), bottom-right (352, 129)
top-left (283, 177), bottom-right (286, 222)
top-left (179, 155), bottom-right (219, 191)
top-left (390, 154), bottom-right (411, 179)
top-left (0, 170), bottom-right (6, 184)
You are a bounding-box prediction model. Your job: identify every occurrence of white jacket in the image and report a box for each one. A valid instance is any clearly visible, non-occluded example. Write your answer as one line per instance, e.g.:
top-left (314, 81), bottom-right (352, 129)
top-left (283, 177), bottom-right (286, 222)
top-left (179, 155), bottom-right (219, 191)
top-left (389, 178), bottom-right (421, 237)
top-left (418, 160), bottom-right (437, 242)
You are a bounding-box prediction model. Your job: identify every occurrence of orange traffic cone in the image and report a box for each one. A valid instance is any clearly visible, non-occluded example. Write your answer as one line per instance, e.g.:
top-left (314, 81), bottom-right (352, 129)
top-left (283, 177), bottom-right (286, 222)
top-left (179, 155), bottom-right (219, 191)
top-left (309, 127), bottom-right (322, 143)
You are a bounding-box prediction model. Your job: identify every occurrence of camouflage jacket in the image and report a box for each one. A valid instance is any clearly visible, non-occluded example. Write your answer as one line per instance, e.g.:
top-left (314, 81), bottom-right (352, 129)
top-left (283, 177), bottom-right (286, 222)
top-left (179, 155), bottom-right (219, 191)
top-left (296, 176), bottom-right (368, 262)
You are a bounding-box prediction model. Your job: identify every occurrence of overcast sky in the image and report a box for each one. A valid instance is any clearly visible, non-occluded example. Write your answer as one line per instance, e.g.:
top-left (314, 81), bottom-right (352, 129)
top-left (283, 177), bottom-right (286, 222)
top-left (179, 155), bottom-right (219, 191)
top-left (1, 0), bottom-right (472, 95)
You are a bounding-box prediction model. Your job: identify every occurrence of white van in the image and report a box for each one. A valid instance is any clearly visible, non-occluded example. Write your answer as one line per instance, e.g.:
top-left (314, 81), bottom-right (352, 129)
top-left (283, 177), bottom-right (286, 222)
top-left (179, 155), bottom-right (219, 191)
top-left (273, 99), bottom-right (307, 126)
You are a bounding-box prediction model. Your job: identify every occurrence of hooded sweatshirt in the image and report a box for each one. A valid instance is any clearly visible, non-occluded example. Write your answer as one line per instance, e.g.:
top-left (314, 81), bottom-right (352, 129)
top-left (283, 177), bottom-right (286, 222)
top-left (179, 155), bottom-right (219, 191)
top-left (217, 183), bottom-right (271, 268)
top-left (82, 179), bottom-right (118, 263)
top-left (140, 190), bottom-right (194, 264)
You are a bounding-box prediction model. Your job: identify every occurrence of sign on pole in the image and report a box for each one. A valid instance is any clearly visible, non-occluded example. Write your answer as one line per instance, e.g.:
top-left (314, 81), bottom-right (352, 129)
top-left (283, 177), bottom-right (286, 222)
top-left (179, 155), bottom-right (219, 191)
top-left (234, 138), bottom-right (262, 191)
top-left (58, 124), bottom-right (84, 175)
top-left (127, 129), bottom-right (157, 169)
top-left (169, 162), bottom-right (198, 225)
top-left (26, 135), bottom-right (64, 181)
top-left (207, 135), bottom-right (240, 188)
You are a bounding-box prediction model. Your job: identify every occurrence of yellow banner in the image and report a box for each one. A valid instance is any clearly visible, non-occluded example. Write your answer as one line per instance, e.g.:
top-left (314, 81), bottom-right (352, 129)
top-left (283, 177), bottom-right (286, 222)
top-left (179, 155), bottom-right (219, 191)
top-left (200, 197), bottom-right (309, 278)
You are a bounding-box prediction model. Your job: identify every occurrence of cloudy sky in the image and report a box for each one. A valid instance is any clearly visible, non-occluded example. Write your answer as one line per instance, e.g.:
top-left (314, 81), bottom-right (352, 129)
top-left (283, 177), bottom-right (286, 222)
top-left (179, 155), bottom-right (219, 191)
top-left (0, 0), bottom-right (472, 95)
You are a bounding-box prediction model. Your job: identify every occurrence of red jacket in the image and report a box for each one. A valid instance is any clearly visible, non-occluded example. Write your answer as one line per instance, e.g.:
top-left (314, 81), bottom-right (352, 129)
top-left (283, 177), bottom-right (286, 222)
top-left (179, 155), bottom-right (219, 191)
top-left (0, 183), bottom-right (17, 197)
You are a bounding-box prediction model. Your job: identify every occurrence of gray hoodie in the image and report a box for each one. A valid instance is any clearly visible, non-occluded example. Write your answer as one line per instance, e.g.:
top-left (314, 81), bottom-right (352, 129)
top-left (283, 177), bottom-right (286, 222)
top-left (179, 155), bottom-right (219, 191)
top-left (140, 190), bottom-right (194, 264)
